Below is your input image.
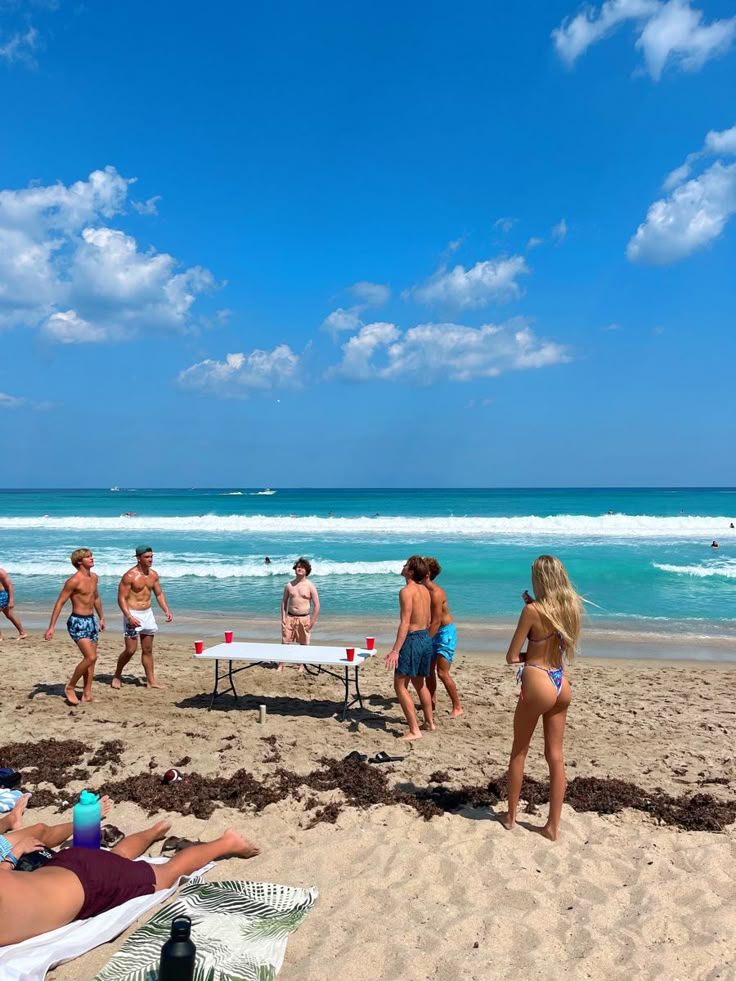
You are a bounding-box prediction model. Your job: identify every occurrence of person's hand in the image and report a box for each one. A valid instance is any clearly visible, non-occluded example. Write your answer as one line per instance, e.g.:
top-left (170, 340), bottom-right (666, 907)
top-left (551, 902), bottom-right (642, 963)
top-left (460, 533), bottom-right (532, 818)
top-left (44, 628), bottom-right (54, 641)
top-left (14, 837), bottom-right (45, 857)
top-left (127, 615), bottom-right (141, 628)
top-left (385, 650), bottom-right (399, 669)
top-left (99, 618), bottom-right (106, 632)
top-left (8, 602), bottom-right (14, 610)
top-left (165, 612), bottom-right (173, 622)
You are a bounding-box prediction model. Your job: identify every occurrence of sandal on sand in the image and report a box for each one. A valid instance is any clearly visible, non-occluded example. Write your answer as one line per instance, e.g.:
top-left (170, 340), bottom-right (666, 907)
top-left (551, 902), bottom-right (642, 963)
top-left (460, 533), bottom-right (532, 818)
top-left (160, 836), bottom-right (202, 855)
top-left (343, 751), bottom-right (368, 763)
top-left (369, 752), bottom-right (405, 764)
top-left (101, 825), bottom-right (125, 849)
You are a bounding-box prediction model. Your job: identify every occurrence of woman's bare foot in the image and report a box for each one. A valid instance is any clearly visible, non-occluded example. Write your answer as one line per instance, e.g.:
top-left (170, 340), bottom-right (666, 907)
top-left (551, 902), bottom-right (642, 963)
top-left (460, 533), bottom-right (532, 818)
top-left (99, 795), bottom-right (113, 819)
top-left (400, 731), bottom-right (422, 741)
top-left (450, 707), bottom-right (464, 718)
top-left (7, 793), bottom-right (30, 831)
top-left (497, 812), bottom-right (516, 831)
top-left (81, 694), bottom-right (97, 703)
top-left (111, 676), bottom-right (122, 690)
top-left (531, 823), bottom-right (560, 841)
top-left (64, 686), bottom-right (79, 706)
top-left (17, 633), bottom-right (28, 640)
top-left (419, 722), bottom-right (436, 732)
top-left (146, 680), bottom-right (163, 689)
top-left (151, 819), bottom-right (172, 841)
top-left (221, 828), bottom-right (260, 859)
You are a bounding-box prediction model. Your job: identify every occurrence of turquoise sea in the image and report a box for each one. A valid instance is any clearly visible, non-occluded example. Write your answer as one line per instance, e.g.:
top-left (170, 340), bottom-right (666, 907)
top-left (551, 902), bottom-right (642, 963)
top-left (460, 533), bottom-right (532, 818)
top-left (1, 487), bottom-right (735, 658)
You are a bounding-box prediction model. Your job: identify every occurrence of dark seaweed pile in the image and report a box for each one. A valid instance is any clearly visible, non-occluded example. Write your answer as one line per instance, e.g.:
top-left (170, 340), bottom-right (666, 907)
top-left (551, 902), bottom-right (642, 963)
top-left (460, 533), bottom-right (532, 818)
top-left (2, 741), bottom-right (733, 832)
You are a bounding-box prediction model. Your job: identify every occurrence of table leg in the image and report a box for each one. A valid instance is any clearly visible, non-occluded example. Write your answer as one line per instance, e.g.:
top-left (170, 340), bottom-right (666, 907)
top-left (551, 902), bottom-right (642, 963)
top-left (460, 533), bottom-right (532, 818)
top-left (352, 665), bottom-right (364, 710)
top-left (208, 660), bottom-right (220, 711)
top-left (228, 659), bottom-right (240, 702)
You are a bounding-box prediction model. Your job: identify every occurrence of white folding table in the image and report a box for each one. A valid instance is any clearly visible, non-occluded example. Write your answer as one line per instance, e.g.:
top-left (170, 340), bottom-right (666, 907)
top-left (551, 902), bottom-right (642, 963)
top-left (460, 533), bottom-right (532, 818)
top-left (195, 642), bottom-right (376, 719)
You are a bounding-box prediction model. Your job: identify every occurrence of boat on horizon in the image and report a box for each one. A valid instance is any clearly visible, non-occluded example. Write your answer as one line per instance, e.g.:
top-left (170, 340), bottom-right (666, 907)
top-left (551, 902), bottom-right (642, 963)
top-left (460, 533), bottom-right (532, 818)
top-left (253, 488), bottom-right (276, 495)
top-left (110, 486), bottom-right (120, 492)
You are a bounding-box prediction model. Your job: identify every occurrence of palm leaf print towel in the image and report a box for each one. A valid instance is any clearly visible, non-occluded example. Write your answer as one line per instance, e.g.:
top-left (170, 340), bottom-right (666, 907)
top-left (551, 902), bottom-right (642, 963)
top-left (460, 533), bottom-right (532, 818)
top-left (94, 879), bottom-right (319, 981)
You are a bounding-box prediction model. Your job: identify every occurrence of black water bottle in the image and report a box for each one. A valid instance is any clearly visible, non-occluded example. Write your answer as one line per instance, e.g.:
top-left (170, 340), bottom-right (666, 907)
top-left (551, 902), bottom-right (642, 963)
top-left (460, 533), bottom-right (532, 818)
top-left (159, 915), bottom-right (196, 980)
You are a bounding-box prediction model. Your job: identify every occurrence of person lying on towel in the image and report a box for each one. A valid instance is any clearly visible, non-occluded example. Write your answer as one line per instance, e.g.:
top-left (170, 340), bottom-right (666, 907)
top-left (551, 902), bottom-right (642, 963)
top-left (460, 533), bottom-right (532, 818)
top-left (0, 819), bottom-right (259, 946)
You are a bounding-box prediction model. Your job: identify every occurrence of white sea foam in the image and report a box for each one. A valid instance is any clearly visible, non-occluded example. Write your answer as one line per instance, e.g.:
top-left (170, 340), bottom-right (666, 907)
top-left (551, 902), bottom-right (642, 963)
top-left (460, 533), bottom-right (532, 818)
top-left (653, 560), bottom-right (736, 580)
top-left (4, 559), bottom-right (403, 579)
top-left (1, 513), bottom-right (734, 538)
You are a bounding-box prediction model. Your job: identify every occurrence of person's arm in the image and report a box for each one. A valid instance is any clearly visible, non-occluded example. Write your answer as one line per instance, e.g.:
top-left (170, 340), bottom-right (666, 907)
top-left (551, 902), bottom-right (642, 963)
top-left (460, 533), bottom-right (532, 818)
top-left (428, 588), bottom-right (442, 638)
top-left (281, 585), bottom-right (289, 624)
top-left (117, 573), bottom-right (140, 627)
top-left (44, 580), bottom-right (74, 640)
top-left (0, 836), bottom-right (45, 872)
top-left (93, 575), bottom-right (105, 632)
top-left (385, 586), bottom-right (412, 669)
top-left (153, 574), bottom-right (172, 621)
top-left (505, 605), bottom-right (535, 664)
top-left (309, 583), bottom-right (320, 628)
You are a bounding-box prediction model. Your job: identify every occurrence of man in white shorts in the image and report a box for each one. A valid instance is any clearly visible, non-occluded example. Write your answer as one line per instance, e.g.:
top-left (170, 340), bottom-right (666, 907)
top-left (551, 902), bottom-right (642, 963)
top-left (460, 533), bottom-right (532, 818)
top-left (112, 545), bottom-right (172, 690)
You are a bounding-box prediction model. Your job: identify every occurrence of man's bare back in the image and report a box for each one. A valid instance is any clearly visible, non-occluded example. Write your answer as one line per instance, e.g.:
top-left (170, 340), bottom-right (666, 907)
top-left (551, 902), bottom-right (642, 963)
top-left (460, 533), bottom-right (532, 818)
top-left (426, 580), bottom-right (453, 628)
top-left (401, 579), bottom-right (431, 632)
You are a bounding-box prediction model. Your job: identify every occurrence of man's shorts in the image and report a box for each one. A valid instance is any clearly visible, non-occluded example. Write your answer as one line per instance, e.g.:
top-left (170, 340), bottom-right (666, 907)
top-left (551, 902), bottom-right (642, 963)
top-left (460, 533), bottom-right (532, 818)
top-left (281, 614), bottom-right (311, 646)
top-left (396, 629), bottom-right (432, 678)
top-left (67, 614), bottom-right (99, 643)
top-left (0, 591), bottom-right (8, 610)
top-left (432, 623), bottom-right (457, 664)
top-left (124, 607), bottom-right (158, 639)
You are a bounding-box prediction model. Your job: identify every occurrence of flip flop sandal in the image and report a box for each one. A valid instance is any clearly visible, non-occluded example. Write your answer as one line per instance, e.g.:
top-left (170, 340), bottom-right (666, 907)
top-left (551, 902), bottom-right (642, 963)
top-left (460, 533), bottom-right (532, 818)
top-left (101, 825), bottom-right (125, 849)
top-left (161, 836), bottom-right (202, 855)
top-left (369, 751), bottom-right (406, 764)
top-left (343, 751), bottom-right (368, 763)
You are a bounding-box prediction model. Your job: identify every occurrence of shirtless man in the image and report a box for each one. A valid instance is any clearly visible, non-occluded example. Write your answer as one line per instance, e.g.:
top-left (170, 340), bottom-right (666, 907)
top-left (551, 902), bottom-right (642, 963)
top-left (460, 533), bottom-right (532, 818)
top-left (0, 820), bottom-right (259, 946)
top-left (385, 555), bottom-right (435, 740)
top-left (112, 545), bottom-right (172, 690)
top-left (0, 567), bottom-right (26, 641)
top-left (280, 557), bottom-right (320, 671)
top-left (423, 557), bottom-right (463, 718)
top-left (44, 549), bottom-right (105, 705)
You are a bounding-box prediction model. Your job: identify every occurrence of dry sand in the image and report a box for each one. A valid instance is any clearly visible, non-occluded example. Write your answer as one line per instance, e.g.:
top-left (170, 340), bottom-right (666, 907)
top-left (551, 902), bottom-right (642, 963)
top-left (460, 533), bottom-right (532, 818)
top-left (1, 626), bottom-right (735, 980)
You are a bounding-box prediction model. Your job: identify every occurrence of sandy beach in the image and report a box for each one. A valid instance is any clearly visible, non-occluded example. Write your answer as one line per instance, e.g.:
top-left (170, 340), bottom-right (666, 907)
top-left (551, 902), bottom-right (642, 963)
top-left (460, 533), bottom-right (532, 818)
top-left (1, 625), bottom-right (735, 979)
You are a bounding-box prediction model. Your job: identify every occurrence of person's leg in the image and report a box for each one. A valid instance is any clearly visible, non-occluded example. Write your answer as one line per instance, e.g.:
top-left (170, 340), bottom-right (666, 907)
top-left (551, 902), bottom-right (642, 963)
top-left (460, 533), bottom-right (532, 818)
top-left (427, 658), bottom-right (438, 709)
top-left (499, 671), bottom-right (555, 830)
top-left (0, 793), bottom-right (30, 833)
top-left (2, 607), bottom-right (26, 638)
top-left (538, 680), bottom-right (572, 841)
top-left (140, 633), bottom-right (161, 688)
top-left (412, 676), bottom-right (435, 731)
top-left (112, 636), bottom-right (138, 688)
top-left (436, 656), bottom-right (463, 717)
top-left (65, 638), bottom-right (98, 705)
top-left (394, 673), bottom-right (422, 739)
top-left (81, 641), bottom-right (99, 702)
top-left (151, 828), bottom-right (260, 889)
top-left (111, 819), bottom-right (172, 860)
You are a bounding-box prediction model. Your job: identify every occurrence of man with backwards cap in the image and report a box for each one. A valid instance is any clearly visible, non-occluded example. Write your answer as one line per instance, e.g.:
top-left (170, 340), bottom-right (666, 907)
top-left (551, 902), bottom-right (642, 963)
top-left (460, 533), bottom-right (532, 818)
top-left (112, 545), bottom-right (172, 690)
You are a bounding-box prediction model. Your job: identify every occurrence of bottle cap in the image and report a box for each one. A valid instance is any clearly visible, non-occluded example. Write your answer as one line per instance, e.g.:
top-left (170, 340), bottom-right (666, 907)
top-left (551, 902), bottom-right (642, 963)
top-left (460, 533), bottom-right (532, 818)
top-left (171, 915), bottom-right (192, 938)
top-left (79, 790), bottom-right (99, 805)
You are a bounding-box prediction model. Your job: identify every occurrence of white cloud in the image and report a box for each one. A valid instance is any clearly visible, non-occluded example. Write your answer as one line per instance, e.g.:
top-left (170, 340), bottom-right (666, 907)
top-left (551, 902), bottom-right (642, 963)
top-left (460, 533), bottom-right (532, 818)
top-left (0, 26), bottom-right (39, 65)
top-left (131, 195), bottom-right (162, 216)
top-left (177, 345), bottom-right (301, 399)
top-left (553, 0), bottom-right (736, 79)
top-left (0, 166), bottom-right (218, 342)
top-left (526, 236), bottom-right (544, 250)
top-left (552, 218), bottom-right (568, 241)
top-left (601, 322), bottom-right (624, 330)
top-left (494, 217), bottom-right (518, 232)
top-left (0, 390), bottom-right (52, 410)
top-left (628, 124), bottom-right (736, 263)
top-left (405, 256), bottom-right (529, 309)
top-left (328, 319), bottom-right (570, 383)
top-left (321, 280), bottom-right (390, 336)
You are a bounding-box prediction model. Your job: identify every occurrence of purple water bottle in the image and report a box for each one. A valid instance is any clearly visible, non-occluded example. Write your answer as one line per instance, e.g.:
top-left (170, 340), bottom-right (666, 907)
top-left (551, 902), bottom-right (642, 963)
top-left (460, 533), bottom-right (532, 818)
top-left (72, 790), bottom-right (101, 849)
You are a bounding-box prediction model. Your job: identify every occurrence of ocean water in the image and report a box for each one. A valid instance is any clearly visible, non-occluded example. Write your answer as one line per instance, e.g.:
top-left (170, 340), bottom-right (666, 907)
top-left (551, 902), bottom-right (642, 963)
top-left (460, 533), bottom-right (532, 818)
top-left (1, 487), bottom-right (735, 655)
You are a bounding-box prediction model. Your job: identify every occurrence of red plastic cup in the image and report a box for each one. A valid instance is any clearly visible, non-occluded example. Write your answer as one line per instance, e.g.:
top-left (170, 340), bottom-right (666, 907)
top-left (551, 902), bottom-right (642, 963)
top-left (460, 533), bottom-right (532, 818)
top-left (224, 630), bottom-right (233, 644)
top-left (194, 640), bottom-right (204, 654)
top-left (366, 636), bottom-right (375, 650)
top-left (346, 647), bottom-right (355, 662)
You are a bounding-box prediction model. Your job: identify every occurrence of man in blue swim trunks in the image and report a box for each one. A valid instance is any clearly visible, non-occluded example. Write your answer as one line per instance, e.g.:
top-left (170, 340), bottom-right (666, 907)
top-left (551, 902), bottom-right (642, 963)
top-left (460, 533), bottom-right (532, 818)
top-left (424, 557), bottom-right (463, 718)
top-left (44, 549), bottom-right (105, 706)
top-left (385, 555), bottom-right (435, 741)
top-left (0, 567), bottom-right (27, 642)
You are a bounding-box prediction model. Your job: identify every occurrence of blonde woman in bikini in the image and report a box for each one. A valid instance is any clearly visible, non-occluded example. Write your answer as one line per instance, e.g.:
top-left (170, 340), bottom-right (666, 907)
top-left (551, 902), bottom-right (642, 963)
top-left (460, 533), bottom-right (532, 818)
top-left (500, 555), bottom-right (583, 841)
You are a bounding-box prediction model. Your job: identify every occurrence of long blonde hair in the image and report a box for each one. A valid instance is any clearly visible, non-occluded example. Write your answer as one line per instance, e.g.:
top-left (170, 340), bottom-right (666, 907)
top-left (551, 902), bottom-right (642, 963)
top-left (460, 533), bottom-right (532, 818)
top-left (531, 555), bottom-right (582, 658)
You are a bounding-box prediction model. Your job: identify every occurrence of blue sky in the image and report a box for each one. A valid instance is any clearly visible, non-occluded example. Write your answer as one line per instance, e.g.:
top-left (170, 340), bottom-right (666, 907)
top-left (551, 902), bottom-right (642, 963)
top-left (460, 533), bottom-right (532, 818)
top-left (1, 0), bottom-right (734, 488)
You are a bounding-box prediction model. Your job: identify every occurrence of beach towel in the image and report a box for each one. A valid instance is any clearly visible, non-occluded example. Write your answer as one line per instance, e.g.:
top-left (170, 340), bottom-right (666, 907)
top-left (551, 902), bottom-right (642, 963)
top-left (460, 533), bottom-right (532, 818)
top-left (0, 788), bottom-right (24, 813)
top-left (0, 857), bottom-right (214, 981)
top-left (94, 879), bottom-right (319, 981)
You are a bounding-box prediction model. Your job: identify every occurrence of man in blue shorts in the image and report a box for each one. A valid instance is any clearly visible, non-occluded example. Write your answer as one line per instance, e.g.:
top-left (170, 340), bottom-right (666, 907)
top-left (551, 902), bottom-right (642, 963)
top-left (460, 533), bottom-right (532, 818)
top-left (44, 549), bottom-right (105, 705)
top-left (424, 557), bottom-right (463, 717)
top-left (385, 555), bottom-right (435, 740)
top-left (0, 567), bottom-right (26, 642)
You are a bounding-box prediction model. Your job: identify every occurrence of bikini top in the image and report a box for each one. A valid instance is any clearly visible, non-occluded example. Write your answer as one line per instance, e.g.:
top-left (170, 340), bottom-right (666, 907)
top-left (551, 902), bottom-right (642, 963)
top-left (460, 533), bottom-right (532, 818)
top-left (527, 630), bottom-right (566, 660)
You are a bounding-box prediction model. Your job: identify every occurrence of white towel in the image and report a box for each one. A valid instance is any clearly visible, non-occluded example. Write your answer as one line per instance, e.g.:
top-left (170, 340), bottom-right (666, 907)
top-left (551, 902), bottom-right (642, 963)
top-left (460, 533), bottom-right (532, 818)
top-left (0, 789), bottom-right (23, 814)
top-left (0, 857), bottom-right (214, 981)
